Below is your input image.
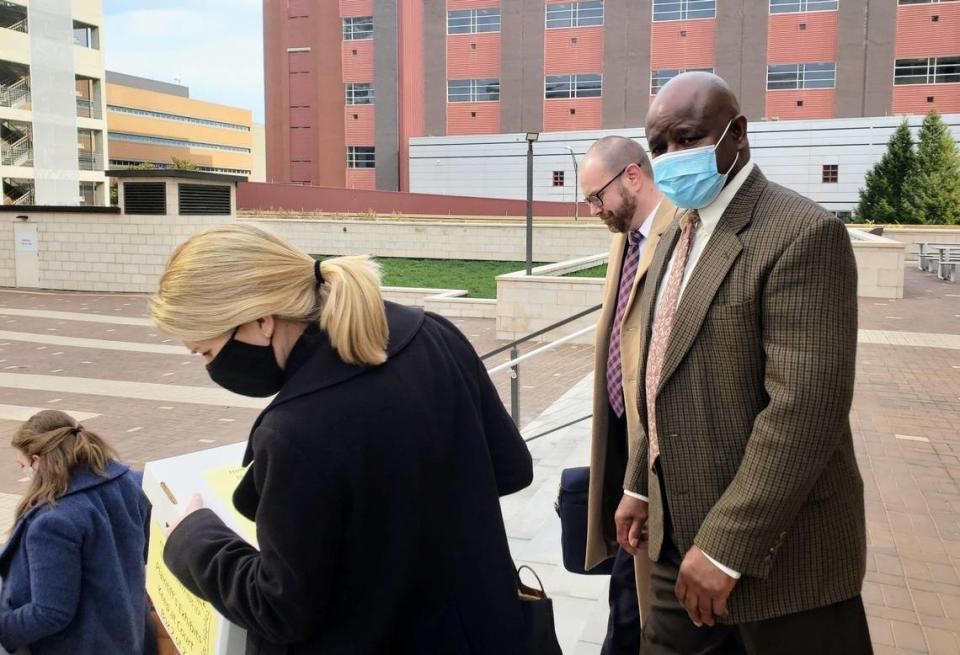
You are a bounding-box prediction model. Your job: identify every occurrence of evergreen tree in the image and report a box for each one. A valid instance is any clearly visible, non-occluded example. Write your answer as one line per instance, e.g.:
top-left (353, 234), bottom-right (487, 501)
top-left (855, 118), bottom-right (922, 224)
top-left (906, 109), bottom-right (960, 225)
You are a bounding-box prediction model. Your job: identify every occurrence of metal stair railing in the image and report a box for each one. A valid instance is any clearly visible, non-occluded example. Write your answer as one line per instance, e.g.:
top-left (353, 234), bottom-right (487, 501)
top-left (5, 18), bottom-right (27, 34)
top-left (483, 303), bottom-right (601, 441)
top-left (0, 78), bottom-right (29, 109)
top-left (1, 134), bottom-right (32, 167)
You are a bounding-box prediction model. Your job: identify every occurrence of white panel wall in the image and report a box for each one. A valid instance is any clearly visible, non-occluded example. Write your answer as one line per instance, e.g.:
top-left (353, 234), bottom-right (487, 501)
top-left (409, 115), bottom-right (960, 213)
top-left (28, 0), bottom-right (81, 205)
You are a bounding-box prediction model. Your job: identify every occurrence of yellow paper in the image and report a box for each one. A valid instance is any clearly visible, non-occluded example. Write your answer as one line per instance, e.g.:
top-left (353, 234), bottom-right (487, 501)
top-left (203, 464), bottom-right (258, 547)
top-left (146, 521), bottom-right (219, 655)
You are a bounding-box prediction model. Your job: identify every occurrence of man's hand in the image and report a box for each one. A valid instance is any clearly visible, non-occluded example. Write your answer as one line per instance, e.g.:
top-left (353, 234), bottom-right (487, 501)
top-left (614, 494), bottom-right (648, 556)
top-left (675, 545), bottom-right (738, 627)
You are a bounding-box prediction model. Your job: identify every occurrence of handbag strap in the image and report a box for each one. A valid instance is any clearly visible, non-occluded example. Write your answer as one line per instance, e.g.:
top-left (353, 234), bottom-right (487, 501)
top-left (516, 564), bottom-right (546, 595)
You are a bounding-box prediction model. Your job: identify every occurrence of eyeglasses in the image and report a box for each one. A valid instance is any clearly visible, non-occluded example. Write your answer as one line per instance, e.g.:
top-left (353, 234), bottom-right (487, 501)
top-left (584, 164), bottom-right (633, 209)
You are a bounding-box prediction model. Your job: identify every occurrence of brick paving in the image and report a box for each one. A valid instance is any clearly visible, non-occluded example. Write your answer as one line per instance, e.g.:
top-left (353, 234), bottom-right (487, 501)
top-left (0, 266), bottom-right (955, 653)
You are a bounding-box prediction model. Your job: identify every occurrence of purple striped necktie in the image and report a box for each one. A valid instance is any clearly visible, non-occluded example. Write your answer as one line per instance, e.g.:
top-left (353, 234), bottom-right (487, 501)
top-left (606, 229), bottom-right (643, 417)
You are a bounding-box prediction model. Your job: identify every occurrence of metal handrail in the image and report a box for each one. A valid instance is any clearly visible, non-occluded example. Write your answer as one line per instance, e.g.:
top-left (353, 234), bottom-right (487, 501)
top-left (482, 303), bottom-right (601, 428)
top-left (480, 303), bottom-right (601, 360)
top-left (76, 97), bottom-right (101, 119)
top-left (0, 78), bottom-right (29, 109)
top-left (78, 151), bottom-right (102, 170)
top-left (487, 324), bottom-right (595, 375)
top-left (1, 135), bottom-right (32, 166)
top-left (5, 18), bottom-right (27, 33)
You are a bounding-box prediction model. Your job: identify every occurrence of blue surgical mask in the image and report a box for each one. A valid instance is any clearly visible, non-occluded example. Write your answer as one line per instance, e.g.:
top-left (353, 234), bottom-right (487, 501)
top-left (651, 120), bottom-right (739, 209)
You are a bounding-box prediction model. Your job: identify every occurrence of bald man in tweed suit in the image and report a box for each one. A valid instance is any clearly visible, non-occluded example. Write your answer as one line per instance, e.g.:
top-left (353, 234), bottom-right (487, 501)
top-left (615, 72), bottom-right (871, 653)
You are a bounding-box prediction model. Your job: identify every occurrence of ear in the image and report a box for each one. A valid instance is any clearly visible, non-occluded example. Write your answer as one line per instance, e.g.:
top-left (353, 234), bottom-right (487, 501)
top-left (731, 115), bottom-right (748, 147)
top-left (624, 162), bottom-right (644, 187)
top-left (31, 455), bottom-right (40, 465)
top-left (256, 316), bottom-right (276, 340)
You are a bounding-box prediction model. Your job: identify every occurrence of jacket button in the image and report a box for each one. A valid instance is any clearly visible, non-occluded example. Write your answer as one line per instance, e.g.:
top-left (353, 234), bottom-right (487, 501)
top-left (769, 547), bottom-right (776, 554)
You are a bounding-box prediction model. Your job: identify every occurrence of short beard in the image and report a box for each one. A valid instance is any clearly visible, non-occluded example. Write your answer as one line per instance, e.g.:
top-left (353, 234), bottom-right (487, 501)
top-left (602, 191), bottom-right (638, 234)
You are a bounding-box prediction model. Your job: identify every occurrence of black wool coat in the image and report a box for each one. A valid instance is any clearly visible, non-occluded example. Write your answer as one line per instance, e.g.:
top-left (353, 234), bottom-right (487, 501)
top-left (165, 303), bottom-right (534, 655)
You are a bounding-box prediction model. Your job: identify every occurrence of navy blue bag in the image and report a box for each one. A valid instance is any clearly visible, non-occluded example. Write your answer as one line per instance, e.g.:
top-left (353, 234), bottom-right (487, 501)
top-left (555, 467), bottom-right (614, 575)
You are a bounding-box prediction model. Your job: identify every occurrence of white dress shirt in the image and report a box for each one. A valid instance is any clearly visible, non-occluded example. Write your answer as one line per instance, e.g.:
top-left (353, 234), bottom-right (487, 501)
top-left (623, 161), bottom-right (756, 580)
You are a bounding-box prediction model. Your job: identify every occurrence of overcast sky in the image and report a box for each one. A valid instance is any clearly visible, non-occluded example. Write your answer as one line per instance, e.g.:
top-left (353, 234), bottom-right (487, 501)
top-left (104, 0), bottom-right (265, 123)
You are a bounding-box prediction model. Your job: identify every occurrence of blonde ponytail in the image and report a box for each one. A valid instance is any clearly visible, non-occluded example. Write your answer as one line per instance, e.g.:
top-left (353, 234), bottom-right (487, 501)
top-left (151, 224), bottom-right (390, 367)
top-left (318, 256), bottom-right (389, 366)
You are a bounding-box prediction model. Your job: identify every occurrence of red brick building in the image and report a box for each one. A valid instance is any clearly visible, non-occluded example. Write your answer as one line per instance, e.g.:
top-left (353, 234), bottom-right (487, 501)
top-left (263, 0), bottom-right (960, 191)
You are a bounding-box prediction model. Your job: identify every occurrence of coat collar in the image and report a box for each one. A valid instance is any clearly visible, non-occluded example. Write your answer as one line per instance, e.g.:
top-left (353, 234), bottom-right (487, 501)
top-left (657, 166), bottom-right (766, 394)
top-left (64, 460), bottom-right (129, 497)
top-left (638, 166), bottom-right (768, 402)
top-left (0, 460), bottom-right (129, 565)
top-left (242, 301), bottom-right (426, 464)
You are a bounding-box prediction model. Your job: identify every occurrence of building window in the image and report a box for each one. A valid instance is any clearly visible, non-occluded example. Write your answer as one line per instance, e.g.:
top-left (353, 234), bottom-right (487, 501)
top-left (448, 78), bottom-right (501, 102)
top-left (448, 8), bottom-right (501, 34)
top-left (653, 0), bottom-right (716, 22)
top-left (767, 62), bottom-right (836, 89)
top-left (72, 21), bottom-right (99, 49)
top-left (78, 182), bottom-right (98, 205)
top-left (342, 16), bottom-right (374, 41)
top-left (769, 0), bottom-right (838, 12)
top-left (898, 1), bottom-right (958, 5)
top-left (110, 132), bottom-right (251, 154)
top-left (553, 171), bottom-right (565, 187)
top-left (345, 83), bottom-right (375, 105)
top-left (545, 1), bottom-right (604, 29)
top-left (822, 164), bottom-right (838, 183)
top-left (107, 105), bottom-right (250, 131)
top-left (545, 74), bottom-right (602, 99)
top-left (894, 57), bottom-right (960, 85)
top-left (347, 146), bottom-right (375, 168)
top-left (651, 67), bottom-right (714, 95)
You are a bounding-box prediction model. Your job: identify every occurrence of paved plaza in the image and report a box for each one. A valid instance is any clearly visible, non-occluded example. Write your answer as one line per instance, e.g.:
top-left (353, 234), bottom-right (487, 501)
top-left (0, 266), bottom-right (955, 653)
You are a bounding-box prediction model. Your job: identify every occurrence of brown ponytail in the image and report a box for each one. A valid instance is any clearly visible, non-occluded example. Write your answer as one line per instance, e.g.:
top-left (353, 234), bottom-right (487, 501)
top-left (12, 410), bottom-right (118, 522)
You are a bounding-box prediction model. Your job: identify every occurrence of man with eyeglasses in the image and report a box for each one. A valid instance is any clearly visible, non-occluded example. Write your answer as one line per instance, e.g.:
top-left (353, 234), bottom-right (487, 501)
top-left (578, 136), bottom-right (676, 654)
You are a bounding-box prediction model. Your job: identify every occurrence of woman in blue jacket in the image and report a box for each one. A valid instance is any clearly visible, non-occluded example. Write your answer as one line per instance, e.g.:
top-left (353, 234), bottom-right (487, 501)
top-left (0, 410), bottom-right (154, 655)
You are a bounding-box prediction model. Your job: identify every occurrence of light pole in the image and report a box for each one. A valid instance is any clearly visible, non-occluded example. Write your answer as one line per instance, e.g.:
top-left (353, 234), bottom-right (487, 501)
top-left (525, 132), bottom-right (539, 275)
top-left (564, 145), bottom-right (579, 221)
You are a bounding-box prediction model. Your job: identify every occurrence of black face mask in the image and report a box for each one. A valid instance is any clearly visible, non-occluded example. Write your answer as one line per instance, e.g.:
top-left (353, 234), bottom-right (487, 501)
top-left (206, 328), bottom-right (284, 397)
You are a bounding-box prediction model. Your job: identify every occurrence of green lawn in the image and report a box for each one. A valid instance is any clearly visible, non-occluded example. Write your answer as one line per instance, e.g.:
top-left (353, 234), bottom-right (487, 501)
top-left (313, 256), bottom-right (539, 298)
top-left (565, 264), bottom-right (608, 278)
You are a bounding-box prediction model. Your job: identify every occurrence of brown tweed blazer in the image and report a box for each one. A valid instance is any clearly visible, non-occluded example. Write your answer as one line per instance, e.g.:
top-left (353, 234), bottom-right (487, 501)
top-left (623, 166), bottom-right (866, 624)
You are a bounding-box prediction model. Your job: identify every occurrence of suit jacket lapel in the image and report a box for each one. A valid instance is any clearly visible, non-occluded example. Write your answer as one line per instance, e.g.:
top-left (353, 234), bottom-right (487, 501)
top-left (656, 168), bottom-right (767, 395)
top-left (630, 201), bottom-right (677, 309)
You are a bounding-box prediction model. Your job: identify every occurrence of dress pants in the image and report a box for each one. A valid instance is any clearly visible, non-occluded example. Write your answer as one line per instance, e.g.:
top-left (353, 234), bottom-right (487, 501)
top-left (601, 407), bottom-right (643, 655)
top-left (641, 464), bottom-right (873, 655)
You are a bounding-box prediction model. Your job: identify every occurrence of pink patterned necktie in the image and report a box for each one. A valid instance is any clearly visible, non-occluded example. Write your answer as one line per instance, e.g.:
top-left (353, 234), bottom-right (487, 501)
top-left (646, 210), bottom-right (701, 469)
top-left (606, 230), bottom-right (643, 417)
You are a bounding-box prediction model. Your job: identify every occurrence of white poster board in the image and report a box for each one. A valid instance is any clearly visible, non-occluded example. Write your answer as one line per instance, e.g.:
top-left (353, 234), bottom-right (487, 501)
top-left (143, 442), bottom-right (254, 655)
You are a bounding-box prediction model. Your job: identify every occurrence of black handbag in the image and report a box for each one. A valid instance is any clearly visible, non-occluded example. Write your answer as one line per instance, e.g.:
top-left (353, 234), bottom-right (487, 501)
top-left (555, 467), bottom-right (615, 575)
top-left (517, 565), bottom-right (563, 655)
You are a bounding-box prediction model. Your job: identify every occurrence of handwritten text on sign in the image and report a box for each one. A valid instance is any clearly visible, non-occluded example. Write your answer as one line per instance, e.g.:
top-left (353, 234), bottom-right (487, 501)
top-left (146, 520), bottom-right (218, 655)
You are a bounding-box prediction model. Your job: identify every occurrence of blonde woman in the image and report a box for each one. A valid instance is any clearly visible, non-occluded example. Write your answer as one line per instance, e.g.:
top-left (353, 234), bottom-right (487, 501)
top-left (0, 411), bottom-right (153, 655)
top-left (153, 224), bottom-right (533, 655)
